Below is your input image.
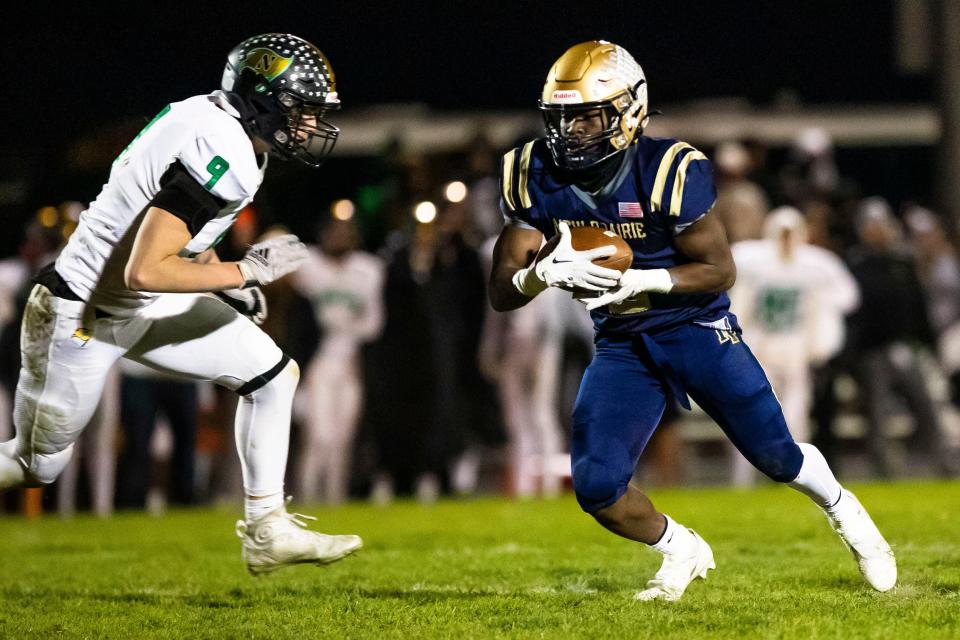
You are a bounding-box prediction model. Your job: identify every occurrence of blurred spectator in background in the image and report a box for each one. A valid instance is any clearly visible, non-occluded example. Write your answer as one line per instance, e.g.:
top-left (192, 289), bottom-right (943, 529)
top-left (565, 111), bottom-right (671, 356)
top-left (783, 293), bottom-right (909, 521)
top-left (711, 141), bottom-right (769, 243)
top-left (479, 239), bottom-right (566, 498)
top-left (903, 206), bottom-right (960, 430)
top-left (464, 133), bottom-right (502, 242)
top-left (367, 201), bottom-right (490, 503)
top-left (780, 128), bottom-right (840, 204)
top-left (293, 218), bottom-right (384, 505)
top-left (114, 360), bottom-right (198, 511)
top-left (904, 206), bottom-right (960, 336)
top-left (638, 398), bottom-right (685, 488)
top-left (742, 138), bottom-right (780, 205)
top-left (846, 198), bottom-right (957, 477)
top-left (730, 207), bottom-right (860, 484)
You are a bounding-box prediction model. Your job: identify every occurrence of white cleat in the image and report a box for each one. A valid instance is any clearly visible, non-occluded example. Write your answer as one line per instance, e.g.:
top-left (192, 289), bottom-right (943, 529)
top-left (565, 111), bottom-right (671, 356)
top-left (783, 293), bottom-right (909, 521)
top-left (635, 530), bottom-right (715, 602)
top-left (236, 502), bottom-right (362, 576)
top-left (824, 489), bottom-right (897, 592)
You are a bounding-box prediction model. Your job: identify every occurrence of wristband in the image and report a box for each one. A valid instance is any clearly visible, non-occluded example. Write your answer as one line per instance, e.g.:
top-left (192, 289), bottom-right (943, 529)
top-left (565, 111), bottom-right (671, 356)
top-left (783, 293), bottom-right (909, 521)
top-left (639, 268), bottom-right (674, 293)
top-left (511, 267), bottom-right (548, 298)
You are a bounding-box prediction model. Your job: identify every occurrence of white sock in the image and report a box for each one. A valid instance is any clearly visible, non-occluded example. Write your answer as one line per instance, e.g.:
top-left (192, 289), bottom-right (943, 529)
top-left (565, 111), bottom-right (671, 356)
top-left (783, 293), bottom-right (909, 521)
top-left (235, 360), bottom-right (298, 520)
top-left (0, 439), bottom-right (25, 489)
top-left (788, 443), bottom-right (842, 508)
top-left (245, 492), bottom-right (284, 521)
top-left (650, 514), bottom-right (697, 556)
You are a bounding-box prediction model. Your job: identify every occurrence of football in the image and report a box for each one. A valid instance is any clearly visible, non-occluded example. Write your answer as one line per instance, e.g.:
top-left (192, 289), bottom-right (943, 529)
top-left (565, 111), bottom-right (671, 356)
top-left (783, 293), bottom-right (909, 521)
top-left (536, 226), bottom-right (633, 273)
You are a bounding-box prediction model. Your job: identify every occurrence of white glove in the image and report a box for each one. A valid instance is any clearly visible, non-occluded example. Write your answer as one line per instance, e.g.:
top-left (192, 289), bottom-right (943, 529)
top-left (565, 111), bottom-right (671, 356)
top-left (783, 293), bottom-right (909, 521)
top-left (237, 234), bottom-right (308, 287)
top-left (579, 268), bottom-right (674, 311)
top-left (512, 222), bottom-right (621, 297)
top-left (214, 286), bottom-right (268, 325)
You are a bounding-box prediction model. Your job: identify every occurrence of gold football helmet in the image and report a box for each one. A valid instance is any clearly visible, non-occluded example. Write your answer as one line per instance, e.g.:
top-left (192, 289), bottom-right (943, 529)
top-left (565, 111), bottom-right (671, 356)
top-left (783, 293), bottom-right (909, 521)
top-left (540, 41), bottom-right (649, 170)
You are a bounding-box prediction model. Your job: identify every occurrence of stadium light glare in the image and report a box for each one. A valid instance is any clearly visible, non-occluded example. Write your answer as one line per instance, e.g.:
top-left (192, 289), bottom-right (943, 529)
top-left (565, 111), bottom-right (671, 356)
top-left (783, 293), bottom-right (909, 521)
top-left (444, 181), bottom-right (468, 203)
top-left (414, 201), bottom-right (437, 224)
top-left (331, 199), bottom-right (355, 221)
top-left (37, 206), bottom-right (58, 228)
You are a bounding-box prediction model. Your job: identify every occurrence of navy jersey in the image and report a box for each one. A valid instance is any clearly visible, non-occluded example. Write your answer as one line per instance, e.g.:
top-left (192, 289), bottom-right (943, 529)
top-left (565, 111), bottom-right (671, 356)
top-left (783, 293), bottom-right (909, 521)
top-left (500, 136), bottom-right (732, 337)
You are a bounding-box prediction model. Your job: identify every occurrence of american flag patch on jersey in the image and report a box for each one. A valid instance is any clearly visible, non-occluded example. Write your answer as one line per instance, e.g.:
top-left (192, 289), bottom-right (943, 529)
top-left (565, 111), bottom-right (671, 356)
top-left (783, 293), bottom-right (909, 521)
top-left (618, 202), bottom-right (644, 218)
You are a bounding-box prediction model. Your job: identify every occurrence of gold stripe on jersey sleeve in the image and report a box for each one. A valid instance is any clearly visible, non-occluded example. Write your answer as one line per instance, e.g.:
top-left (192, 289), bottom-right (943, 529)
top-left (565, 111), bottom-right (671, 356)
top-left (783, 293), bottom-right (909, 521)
top-left (650, 142), bottom-right (692, 212)
top-left (518, 141), bottom-right (535, 209)
top-left (501, 149), bottom-right (517, 211)
top-left (669, 150), bottom-right (707, 217)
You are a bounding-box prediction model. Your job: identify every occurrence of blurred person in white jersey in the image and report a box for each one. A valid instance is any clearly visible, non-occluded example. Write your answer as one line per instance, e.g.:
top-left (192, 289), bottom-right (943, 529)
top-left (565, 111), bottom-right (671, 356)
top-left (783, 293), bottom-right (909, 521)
top-left (479, 237), bottom-right (592, 498)
top-left (729, 207), bottom-right (859, 484)
top-left (0, 34), bottom-right (361, 573)
top-left (293, 217), bottom-right (385, 504)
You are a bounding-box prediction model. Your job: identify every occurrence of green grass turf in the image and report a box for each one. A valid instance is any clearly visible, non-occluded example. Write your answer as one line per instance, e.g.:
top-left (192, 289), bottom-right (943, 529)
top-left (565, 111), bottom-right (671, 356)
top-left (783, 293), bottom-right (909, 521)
top-left (0, 481), bottom-right (957, 639)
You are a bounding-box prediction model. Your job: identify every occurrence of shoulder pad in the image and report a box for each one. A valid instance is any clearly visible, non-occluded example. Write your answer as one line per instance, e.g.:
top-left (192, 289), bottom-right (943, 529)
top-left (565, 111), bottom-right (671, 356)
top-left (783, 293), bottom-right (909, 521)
top-left (645, 138), bottom-right (715, 217)
top-left (180, 131), bottom-right (259, 204)
top-left (499, 139), bottom-right (545, 213)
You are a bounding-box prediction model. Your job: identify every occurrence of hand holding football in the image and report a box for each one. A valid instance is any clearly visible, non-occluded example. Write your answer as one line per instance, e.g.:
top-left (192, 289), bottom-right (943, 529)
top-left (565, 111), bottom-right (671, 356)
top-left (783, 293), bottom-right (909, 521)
top-left (536, 226), bottom-right (633, 273)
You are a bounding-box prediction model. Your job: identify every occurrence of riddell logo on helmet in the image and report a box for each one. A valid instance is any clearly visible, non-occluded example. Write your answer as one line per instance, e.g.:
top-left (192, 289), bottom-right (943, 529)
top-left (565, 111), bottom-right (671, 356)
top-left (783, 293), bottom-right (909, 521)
top-left (551, 90), bottom-right (583, 104)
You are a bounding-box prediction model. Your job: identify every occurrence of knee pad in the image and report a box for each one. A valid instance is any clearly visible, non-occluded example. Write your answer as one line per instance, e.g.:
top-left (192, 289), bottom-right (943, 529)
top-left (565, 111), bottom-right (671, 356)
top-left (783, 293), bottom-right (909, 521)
top-left (750, 440), bottom-right (803, 483)
top-left (21, 444), bottom-right (75, 486)
top-left (572, 456), bottom-right (629, 514)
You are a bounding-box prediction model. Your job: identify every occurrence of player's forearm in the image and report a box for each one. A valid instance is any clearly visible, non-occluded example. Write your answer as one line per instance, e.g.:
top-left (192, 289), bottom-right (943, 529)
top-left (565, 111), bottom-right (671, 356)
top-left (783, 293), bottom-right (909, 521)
top-left (489, 269), bottom-right (536, 312)
top-left (487, 270), bottom-right (532, 311)
top-left (125, 256), bottom-right (245, 293)
top-left (665, 262), bottom-right (736, 294)
top-left (489, 280), bottom-right (531, 311)
top-left (193, 248), bottom-right (221, 265)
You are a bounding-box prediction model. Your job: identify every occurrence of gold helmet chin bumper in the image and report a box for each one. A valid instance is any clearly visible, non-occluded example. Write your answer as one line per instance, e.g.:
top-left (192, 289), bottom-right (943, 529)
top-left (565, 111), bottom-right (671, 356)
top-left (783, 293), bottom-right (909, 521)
top-left (540, 40), bottom-right (649, 169)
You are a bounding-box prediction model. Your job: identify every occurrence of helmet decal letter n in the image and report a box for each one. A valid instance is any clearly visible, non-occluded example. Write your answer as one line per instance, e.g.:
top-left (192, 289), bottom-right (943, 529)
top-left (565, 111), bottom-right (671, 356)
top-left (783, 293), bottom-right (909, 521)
top-left (243, 48), bottom-right (293, 81)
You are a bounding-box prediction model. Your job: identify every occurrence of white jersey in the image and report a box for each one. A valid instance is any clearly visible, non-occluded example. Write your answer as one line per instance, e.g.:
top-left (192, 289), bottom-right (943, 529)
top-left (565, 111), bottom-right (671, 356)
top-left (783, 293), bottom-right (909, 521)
top-left (293, 248), bottom-right (385, 361)
top-left (730, 240), bottom-right (860, 366)
top-left (56, 91), bottom-right (266, 315)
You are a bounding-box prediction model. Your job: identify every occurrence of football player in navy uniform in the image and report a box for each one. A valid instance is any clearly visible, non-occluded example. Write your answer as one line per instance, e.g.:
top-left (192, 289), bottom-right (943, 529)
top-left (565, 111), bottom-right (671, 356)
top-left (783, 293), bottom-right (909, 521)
top-left (488, 41), bottom-right (896, 600)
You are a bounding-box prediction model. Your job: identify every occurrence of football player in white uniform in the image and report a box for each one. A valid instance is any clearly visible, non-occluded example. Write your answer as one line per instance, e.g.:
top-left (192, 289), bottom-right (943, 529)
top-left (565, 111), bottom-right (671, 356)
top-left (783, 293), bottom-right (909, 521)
top-left (729, 207), bottom-right (860, 484)
top-left (0, 33), bottom-right (361, 574)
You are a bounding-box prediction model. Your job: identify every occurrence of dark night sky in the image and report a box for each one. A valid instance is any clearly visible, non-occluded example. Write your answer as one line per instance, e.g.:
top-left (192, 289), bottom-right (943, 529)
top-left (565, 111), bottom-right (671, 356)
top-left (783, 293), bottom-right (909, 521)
top-left (0, 0), bottom-right (930, 149)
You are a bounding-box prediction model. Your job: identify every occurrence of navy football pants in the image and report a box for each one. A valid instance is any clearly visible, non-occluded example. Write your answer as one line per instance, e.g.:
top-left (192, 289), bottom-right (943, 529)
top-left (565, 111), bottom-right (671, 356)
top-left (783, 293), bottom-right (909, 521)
top-left (571, 321), bottom-right (803, 513)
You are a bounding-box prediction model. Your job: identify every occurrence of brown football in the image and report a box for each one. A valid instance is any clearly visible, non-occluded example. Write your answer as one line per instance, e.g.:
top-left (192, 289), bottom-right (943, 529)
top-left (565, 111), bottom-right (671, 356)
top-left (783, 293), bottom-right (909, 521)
top-left (536, 226), bottom-right (633, 273)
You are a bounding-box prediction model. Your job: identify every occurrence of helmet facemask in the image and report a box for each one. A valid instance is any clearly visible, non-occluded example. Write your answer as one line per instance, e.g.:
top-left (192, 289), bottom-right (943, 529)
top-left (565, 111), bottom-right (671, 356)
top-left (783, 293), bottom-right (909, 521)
top-left (272, 93), bottom-right (340, 168)
top-left (540, 82), bottom-right (647, 172)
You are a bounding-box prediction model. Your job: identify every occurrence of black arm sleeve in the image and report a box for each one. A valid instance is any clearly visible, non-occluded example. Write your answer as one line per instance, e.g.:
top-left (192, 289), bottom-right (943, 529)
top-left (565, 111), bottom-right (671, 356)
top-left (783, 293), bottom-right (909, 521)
top-left (150, 161), bottom-right (227, 235)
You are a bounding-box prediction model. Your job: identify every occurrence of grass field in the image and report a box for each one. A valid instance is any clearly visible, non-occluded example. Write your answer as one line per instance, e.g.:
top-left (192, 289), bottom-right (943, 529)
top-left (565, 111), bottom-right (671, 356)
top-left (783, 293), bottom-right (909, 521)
top-left (0, 481), bottom-right (957, 639)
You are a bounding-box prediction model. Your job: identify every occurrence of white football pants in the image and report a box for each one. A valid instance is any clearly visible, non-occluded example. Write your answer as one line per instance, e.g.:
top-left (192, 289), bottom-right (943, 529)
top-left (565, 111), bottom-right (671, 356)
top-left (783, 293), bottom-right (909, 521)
top-left (4, 285), bottom-right (290, 497)
top-left (56, 365), bottom-right (119, 517)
